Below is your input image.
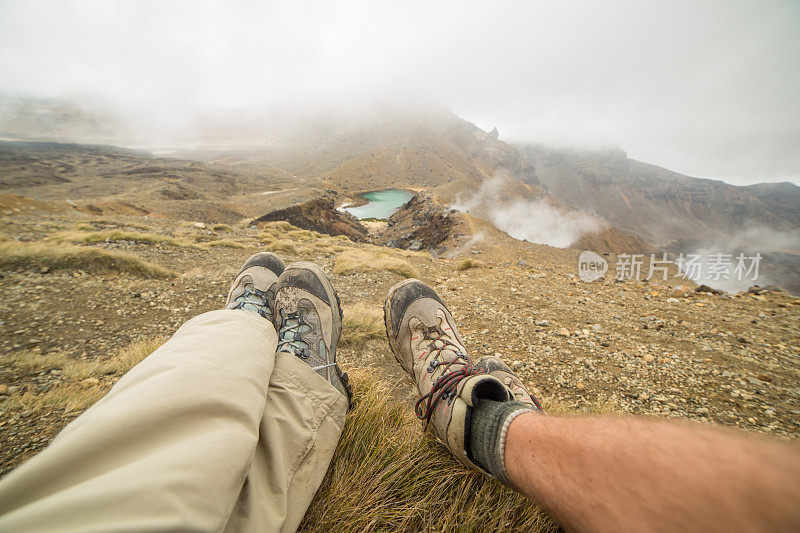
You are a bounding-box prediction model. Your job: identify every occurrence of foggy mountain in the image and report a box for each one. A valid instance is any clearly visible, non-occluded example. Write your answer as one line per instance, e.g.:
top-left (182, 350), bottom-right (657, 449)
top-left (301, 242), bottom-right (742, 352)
top-left (516, 145), bottom-right (800, 247)
top-left (1, 93), bottom-right (798, 292)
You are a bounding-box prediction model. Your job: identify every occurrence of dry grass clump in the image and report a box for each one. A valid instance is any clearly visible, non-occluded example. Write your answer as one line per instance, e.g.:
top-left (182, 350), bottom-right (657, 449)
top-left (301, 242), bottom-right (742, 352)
top-left (0, 242), bottom-right (177, 278)
top-left (267, 240), bottom-right (299, 254)
top-left (299, 370), bottom-right (555, 532)
top-left (456, 258), bottom-right (486, 271)
top-left (390, 247), bottom-right (432, 260)
top-left (124, 222), bottom-right (153, 231)
top-left (72, 223), bottom-right (95, 231)
top-left (340, 303), bottom-right (384, 347)
top-left (258, 232), bottom-right (277, 244)
top-left (257, 222), bottom-right (356, 255)
top-left (3, 350), bottom-right (70, 371)
top-left (212, 223), bottom-right (233, 233)
top-left (205, 239), bottom-right (246, 249)
top-left (326, 234), bottom-right (353, 245)
top-left (49, 230), bottom-right (202, 249)
top-left (285, 229), bottom-right (318, 242)
top-left (334, 250), bottom-right (419, 279)
top-left (1, 337), bottom-right (166, 415)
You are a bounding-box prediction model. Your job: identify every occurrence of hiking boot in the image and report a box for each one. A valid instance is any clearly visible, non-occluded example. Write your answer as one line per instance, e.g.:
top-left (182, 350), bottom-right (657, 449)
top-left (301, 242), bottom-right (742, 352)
top-left (224, 252), bottom-right (286, 323)
top-left (383, 279), bottom-right (510, 475)
top-left (274, 262), bottom-right (352, 405)
top-left (473, 356), bottom-right (544, 412)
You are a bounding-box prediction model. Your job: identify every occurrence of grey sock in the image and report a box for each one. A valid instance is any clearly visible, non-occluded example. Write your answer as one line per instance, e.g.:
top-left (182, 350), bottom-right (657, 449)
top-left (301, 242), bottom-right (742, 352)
top-left (469, 399), bottom-right (534, 487)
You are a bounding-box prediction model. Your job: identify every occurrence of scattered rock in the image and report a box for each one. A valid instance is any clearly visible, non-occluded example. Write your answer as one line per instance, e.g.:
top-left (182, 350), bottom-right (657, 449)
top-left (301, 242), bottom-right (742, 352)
top-left (696, 284), bottom-right (723, 296)
top-left (80, 377), bottom-right (100, 387)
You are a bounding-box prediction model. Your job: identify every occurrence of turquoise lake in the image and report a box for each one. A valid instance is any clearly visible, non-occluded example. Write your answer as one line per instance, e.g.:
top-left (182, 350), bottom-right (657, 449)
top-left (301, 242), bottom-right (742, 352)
top-left (343, 189), bottom-right (414, 220)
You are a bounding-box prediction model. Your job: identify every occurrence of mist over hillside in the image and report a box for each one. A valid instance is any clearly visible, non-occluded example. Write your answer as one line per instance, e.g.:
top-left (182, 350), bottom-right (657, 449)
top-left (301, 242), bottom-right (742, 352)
top-left (1, 93), bottom-right (798, 293)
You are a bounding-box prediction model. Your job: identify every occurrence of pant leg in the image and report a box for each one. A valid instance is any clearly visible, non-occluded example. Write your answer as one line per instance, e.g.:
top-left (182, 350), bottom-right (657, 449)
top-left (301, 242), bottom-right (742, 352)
top-left (0, 310), bottom-right (278, 532)
top-left (223, 352), bottom-right (348, 533)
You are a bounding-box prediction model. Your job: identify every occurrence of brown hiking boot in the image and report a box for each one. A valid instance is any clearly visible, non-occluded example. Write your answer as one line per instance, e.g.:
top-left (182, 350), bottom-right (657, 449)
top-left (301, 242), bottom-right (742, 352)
top-left (274, 262), bottom-right (352, 405)
top-left (224, 252), bottom-right (286, 323)
top-left (473, 356), bottom-right (544, 412)
top-left (383, 279), bottom-right (511, 475)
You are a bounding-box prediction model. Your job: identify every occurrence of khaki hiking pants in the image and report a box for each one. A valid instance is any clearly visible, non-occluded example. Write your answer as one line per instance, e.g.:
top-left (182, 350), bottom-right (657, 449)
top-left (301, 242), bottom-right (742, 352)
top-left (0, 310), bottom-right (349, 532)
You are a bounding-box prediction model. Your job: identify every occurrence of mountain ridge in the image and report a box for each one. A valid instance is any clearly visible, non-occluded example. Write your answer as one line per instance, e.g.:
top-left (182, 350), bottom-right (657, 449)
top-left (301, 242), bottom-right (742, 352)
top-left (1, 95), bottom-right (797, 291)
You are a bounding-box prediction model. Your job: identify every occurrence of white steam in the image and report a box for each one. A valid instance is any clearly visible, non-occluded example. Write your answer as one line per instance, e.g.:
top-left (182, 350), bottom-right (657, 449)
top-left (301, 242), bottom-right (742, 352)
top-left (679, 223), bottom-right (800, 293)
top-left (452, 176), bottom-right (603, 248)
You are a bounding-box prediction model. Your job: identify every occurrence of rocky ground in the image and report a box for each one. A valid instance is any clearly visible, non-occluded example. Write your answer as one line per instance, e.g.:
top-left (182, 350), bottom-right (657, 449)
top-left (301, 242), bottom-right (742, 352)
top-left (1, 206), bottom-right (799, 477)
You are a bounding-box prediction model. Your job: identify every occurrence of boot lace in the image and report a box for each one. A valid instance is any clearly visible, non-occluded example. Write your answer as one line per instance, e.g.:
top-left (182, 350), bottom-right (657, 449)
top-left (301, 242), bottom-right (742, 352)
top-left (277, 312), bottom-right (311, 359)
top-left (414, 325), bottom-right (484, 427)
top-left (233, 286), bottom-right (274, 321)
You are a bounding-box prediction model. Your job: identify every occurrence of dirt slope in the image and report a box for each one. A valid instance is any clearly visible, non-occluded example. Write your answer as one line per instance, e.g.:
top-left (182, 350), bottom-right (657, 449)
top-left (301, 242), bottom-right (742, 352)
top-left (1, 201), bottom-right (798, 476)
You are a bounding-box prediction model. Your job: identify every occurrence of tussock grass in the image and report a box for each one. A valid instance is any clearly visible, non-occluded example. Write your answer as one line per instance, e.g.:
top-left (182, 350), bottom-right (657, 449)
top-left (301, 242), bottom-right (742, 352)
top-left (95, 337), bottom-right (166, 374)
top-left (72, 223), bottom-right (95, 231)
top-left (257, 222), bottom-right (355, 255)
top-left (125, 222), bottom-right (154, 231)
top-left (285, 229), bottom-right (318, 242)
top-left (3, 350), bottom-right (70, 371)
top-left (212, 223), bottom-right (233, 233)
top-left (267, 240), bottom-right (299, 254)
top-left (0, 232), bottom-right (9, 243)
top-left (323, 235), bottom-right (356, 246)
top-left (391, 247), bottom-right (431, 260)
top-left (340, 304), bottom-right (384, 347)
top-left (258, 232), bottom-right (277, 244)
top-left (334, 249), bottom-right (419, 279)
top-left (7, 382), bottom-right (110, 415)
top-left (456, 258), bottom-right (485, 271)
top-left (0, 242), bottom-right (177, 278)
top-left (1, 337), bottom-right (166, 414)
top-left (205, 239), bottom-right (246, 249)
top-left (49, 229), bottom-right (203, 250)
top-left (300, 370), bottom-right (556, 532)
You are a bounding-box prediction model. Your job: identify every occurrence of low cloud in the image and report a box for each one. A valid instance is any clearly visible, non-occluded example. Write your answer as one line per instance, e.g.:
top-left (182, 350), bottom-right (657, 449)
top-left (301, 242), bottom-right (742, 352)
top-left (679, 223), bottom-right (800, 293)
top-left (452, 175), bottom-right (603, 248)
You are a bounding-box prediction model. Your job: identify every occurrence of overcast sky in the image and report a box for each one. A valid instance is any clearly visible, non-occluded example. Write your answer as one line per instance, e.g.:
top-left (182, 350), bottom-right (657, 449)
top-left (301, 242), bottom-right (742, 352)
top-left (0, 0), bottom-right (798, 185)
